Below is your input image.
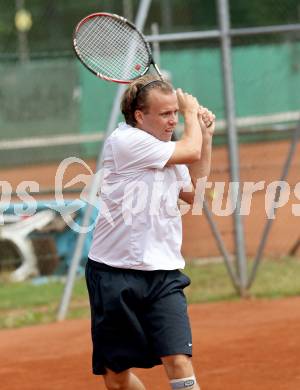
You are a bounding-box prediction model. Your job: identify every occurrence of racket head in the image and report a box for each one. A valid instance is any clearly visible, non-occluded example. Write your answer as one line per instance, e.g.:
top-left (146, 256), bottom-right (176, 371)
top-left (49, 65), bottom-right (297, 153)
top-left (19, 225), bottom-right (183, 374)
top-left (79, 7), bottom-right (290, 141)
top-left (73, 12), bottom-right (153, 84)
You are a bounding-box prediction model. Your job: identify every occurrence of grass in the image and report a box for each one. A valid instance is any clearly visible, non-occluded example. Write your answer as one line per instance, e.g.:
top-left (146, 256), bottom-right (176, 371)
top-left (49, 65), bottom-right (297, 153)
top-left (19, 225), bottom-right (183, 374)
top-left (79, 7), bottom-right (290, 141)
top-left (0, 257), bottom-right (300, 329)
top-left (0, 276), bottom-right (89, 329)
top-left (184, 257), bottom-right (300, 303)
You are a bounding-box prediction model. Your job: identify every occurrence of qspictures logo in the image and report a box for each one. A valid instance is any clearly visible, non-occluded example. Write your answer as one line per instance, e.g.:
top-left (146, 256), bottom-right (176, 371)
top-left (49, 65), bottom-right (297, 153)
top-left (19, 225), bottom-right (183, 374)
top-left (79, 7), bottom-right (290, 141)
top-left (1, 157), bottom-right (300, 233)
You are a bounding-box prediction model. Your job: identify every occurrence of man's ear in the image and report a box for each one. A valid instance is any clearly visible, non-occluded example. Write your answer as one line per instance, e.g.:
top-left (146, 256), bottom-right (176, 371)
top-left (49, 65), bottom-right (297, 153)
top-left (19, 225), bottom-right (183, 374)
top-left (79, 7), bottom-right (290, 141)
top-left (134, 110), bottom-right (143, 126)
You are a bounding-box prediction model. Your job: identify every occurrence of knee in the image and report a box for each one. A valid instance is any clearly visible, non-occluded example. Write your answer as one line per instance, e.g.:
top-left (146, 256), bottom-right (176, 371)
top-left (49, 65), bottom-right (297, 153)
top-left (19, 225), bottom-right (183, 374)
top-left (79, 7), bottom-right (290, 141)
top-left (104, 370), bottom-right (130, 390)
top-left (104, 379), bottom-right (128, 390)
top-left (162, 354), bottom-right (193, 379)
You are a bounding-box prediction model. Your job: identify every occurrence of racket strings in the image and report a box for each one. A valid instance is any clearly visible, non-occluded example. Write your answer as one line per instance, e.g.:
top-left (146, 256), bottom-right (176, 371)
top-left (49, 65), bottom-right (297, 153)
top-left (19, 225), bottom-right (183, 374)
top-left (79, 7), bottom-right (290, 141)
top-left (75, 16), bottom-right (150, 80)
top-left (79, 21), bottom-right (142, 77)
top-left (81, 19), bottom-right (125, 58)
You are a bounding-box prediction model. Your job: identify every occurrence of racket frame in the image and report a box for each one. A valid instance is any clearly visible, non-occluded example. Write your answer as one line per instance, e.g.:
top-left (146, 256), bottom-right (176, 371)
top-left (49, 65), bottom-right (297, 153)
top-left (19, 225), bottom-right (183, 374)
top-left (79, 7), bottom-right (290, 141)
top-left (73, 12), bottom-right (161, 84)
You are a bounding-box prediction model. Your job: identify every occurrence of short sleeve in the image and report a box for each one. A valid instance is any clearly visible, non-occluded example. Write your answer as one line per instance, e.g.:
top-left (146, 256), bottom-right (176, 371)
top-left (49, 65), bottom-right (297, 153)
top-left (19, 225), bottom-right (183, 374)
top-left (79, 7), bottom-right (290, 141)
top-left (111, 126), bottom-right (175, 172)
top-left (175, 164), bottom-right (192, 190)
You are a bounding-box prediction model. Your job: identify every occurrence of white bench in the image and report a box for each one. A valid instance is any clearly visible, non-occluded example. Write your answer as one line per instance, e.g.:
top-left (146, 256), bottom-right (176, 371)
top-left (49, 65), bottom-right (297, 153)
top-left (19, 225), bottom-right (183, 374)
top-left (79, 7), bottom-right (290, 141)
top-left (0, 209), bottom-right (57, 282)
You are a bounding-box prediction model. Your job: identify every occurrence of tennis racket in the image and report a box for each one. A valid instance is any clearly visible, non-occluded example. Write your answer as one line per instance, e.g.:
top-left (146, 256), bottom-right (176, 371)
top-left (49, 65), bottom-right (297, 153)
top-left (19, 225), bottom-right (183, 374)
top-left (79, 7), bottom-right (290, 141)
top-left (73, 12), bottom-right (163, 84)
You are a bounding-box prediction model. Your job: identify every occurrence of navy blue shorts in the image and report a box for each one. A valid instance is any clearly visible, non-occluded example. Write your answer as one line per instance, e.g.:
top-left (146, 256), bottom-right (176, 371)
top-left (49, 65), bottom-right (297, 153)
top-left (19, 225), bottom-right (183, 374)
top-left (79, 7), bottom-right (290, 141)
top-left (85, 259), bottom-right (192, 375)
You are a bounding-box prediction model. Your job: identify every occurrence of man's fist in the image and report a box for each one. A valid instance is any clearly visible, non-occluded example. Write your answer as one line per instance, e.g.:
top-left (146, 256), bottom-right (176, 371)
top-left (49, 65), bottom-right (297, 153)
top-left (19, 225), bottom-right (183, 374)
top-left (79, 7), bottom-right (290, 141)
top-left (198, 105), bottom-right (216, 134)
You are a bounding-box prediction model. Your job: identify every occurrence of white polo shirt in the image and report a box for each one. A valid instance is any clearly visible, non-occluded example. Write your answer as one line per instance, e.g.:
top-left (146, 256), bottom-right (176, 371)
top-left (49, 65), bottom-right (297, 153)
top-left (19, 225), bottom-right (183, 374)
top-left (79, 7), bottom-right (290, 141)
top-left (88, 122), bottom-right (191, 270)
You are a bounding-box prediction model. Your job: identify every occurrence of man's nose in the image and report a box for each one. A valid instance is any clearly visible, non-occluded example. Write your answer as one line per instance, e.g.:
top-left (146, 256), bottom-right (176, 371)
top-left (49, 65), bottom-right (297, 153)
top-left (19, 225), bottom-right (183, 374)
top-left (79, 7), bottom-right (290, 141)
top-left (169, 113), bottom-right (178, 124)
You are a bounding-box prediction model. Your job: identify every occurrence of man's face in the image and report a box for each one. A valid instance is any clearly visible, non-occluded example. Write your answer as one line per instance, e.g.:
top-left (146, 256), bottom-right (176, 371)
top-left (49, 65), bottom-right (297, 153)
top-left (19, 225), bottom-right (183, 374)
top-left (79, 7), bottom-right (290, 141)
top-left (135, 89), bottom-right (179, 142)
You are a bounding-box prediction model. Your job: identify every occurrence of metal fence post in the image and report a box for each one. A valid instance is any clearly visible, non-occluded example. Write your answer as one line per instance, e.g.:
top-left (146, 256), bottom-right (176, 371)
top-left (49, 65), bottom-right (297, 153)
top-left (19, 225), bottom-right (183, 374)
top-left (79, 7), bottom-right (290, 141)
top-left (217, 0), bottom-right (248, 295)
top-left (247, 122), bottom-right (300, 288)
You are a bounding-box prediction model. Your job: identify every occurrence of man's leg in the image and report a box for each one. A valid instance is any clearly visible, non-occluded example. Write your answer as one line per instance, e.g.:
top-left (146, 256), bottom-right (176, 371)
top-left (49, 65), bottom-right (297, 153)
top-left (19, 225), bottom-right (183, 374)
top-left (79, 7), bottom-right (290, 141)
top-left (103, 368), bottom-right (146, 390)
top-left (162, 354), bottom-right (200, 390)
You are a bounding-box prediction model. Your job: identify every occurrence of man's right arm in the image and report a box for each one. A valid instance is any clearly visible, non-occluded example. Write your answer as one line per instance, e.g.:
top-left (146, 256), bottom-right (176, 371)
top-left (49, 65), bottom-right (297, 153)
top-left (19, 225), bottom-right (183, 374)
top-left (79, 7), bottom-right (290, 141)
top-left (167, 89), bottom-right (202, 165)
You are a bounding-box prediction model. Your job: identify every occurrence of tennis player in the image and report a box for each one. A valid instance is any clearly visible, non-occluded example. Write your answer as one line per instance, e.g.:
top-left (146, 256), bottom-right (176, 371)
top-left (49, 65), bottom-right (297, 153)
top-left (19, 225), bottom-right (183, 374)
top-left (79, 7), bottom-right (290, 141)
top-left (86, 75), bottom-right (215, 390)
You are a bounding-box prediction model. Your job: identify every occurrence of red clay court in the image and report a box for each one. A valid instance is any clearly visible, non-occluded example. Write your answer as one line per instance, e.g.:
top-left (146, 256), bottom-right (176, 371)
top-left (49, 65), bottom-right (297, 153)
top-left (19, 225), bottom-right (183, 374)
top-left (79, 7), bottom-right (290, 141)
top-left (1, 296), bottom-right (300, 390)
top-left (1, 140), bottom-right (300, 389)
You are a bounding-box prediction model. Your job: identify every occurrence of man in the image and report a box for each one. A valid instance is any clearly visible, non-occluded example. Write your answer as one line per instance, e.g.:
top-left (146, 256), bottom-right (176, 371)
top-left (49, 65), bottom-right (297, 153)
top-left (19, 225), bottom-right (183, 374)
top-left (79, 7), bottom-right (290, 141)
top-left (86, 74), bottom-right (215, 390)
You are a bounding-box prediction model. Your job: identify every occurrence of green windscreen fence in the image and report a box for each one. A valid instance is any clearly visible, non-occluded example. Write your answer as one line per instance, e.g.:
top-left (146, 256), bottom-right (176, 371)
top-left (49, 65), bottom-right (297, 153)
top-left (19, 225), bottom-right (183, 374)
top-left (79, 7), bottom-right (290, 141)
top-left (233, 43), bottom-right (300, 117)
top-left (0, 59), bottom-right (81, 166)
top-left (0, 41), bottom-right (300, 166)
top-left (79, 41), bottom-right (300, 156)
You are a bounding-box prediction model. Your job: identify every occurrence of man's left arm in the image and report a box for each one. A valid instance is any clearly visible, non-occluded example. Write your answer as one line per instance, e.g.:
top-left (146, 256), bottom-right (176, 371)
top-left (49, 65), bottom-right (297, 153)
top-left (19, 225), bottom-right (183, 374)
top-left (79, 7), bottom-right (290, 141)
top-left (179, 107), bottom-right (215, 204)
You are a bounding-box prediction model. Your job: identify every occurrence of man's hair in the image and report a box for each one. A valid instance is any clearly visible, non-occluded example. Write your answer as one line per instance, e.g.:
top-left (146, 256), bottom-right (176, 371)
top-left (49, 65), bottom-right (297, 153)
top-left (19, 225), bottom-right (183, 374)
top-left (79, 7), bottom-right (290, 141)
top-left (121, 75), bottom-right (174, 127)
